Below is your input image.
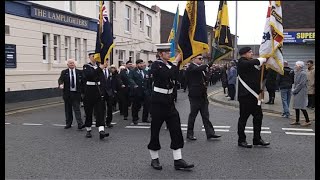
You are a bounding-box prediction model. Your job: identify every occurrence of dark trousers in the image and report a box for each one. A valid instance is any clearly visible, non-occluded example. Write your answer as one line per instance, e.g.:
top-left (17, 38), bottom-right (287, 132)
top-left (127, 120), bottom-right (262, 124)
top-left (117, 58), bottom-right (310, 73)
top-left (132, 91), bottom-right (149, 122)
top-left (64, 92), bottom-right (83, 126)
top-left (238, 96), bottom-right (263, 143)
top-left (83, 86), bottom-right (105, 128)
top-left (148, 101), bottom-right (184, 150)
top-left (295, 109), bottom-right (310, 122)
top-left (142, 95), bottom-right (151, 121)
top-left (307, 94), bottom-right (315, 108)
top-left (187, 97), bottom-right (215, 137)
top-left (119, 87), bottom-right (129, 117)
top-left (228, 84), bottom-right (235, 100)
top-left (268, 89), bottom-right (276, 101)
top-left (105, 95), bottom-right (113, 125)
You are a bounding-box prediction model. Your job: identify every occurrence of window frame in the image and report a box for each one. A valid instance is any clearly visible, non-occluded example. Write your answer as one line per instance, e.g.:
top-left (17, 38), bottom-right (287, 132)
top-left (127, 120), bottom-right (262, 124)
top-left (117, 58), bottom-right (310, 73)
top-left (75, 38), bottom-right (81, 62)
top-left (139, 11), bottom-right (144, 31)
top-left (64, 36), bottom-right (71, 61)
top-left (53, 34), bottom-right (61, 63)
top-left (125, 5), bottom-right (131, 32)
top-left (146, 14), bottom-right (152, 38)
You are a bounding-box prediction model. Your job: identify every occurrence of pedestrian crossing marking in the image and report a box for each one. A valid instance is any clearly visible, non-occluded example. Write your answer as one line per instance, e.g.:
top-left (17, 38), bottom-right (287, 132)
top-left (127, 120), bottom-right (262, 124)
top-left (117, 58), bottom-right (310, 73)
top-left (136, 123), bottom-right (151, 126)
top-left (245, 130), bottom-right (271, 134)
top-left (202, 129), bottom-right (229, 132)
top-left (245, 127), bottom-right (270, 130)
top-left (5, 123), bottom-right (11, 125)
top-left (282, 128), bottom-right (313, 132)
top-left (125, 126), bottom-right (150, 129)
top-left (22, 123), bottom-right (43, 126)
top-left (181, 127), bottom-right (187, 131)
top-left (181, 124), bottom-right (188, 127)
top-left (285, 132), bottom-right (315, 136)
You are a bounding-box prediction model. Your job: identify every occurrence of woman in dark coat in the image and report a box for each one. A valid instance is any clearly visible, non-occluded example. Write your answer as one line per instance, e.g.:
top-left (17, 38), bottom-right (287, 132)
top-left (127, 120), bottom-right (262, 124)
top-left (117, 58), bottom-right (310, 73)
top-left (221, 64), bottom-right (228, 94)
top-left (265, 68), bottom-right (278, 104)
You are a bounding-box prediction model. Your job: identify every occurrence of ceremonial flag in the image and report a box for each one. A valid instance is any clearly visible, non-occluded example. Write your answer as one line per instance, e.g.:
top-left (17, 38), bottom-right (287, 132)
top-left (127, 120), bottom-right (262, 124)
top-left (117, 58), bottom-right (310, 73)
top-left (178, 1), bottom-right (209, 68)
top-left (211, 0), bottom-right (233, 62)
top-left (259, 1), bottom-right (284, 75)
top-left (94, 0), bottom-right (114, 64)
top-left (168, 5), bottom-right (179, 62)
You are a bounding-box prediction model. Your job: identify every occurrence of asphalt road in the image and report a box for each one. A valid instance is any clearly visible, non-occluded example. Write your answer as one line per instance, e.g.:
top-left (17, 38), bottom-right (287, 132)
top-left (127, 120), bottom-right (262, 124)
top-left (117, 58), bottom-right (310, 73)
top-left (5, 85), bottom-right (315, 179)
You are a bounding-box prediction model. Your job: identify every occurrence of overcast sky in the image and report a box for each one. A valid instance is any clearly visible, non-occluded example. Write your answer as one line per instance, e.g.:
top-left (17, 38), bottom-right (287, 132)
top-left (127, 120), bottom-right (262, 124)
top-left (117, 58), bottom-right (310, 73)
top-left (137, 1), bottom-right (270, 45)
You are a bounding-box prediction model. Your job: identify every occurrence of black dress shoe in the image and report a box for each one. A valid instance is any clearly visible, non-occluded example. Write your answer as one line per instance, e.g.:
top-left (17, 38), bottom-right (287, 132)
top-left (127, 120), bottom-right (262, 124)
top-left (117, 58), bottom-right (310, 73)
top-left (238, 141), bottom-right (252, 148)
top-left (253, 139), bottom-right (270, 146)
top-left (186, 136), bottom-right (197, 141)
top-left (151, 158), bottom-right (162, 170)
top-left (124, 117), bottom-right (128, 120)
top-left (99, 131), bottom-right (109, 139)
top-left (86, 131), bottom-right (92, 138)
top-left (78, 124), bottom-right (85, 130)
top-left (64, 125), bottom-right (72, 129)
top-left (207, 134), bottom-right (221, 139)
top-left (106, 124), bottom-right (114, 128)
top-left (174, 159), bottom-right (194, 171)
top-left (133, 121), bottom-right (138, 125)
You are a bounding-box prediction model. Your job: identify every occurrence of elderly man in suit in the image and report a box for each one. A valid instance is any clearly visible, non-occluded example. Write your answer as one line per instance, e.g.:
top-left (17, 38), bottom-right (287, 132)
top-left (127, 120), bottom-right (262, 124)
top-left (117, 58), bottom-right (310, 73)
top-left (58, 59), bottom-right (84, 129)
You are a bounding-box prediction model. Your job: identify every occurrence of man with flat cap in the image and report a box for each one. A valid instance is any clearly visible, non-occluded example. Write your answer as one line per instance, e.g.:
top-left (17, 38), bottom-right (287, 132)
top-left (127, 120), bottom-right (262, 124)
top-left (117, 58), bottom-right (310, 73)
top-left (147, 43), bottom-right (194, 171)
top-left (237, 47), bottom-right (270, 148)
top-left (82, 51), bottom-right (109, 139)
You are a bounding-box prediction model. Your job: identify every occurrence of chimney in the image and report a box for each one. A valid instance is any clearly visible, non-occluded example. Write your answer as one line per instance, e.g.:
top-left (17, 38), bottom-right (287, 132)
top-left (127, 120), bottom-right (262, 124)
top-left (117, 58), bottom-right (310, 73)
top-left (151, 5), bottom-right (161, 13)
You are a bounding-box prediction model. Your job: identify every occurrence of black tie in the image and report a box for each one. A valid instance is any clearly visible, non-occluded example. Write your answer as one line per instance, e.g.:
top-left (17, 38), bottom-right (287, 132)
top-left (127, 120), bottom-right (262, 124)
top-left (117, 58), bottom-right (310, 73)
top-left (71, 69), bottom-right (75, 88)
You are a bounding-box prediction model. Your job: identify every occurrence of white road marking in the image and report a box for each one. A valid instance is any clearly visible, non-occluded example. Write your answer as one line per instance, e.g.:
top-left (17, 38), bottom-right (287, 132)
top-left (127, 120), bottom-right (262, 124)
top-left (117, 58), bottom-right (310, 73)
top-left (137, 123), bottom-right (151, 126)
top-left (245, 130), bottom-right (271, 134)
top-left (5, 123), bottom-right (11, 125)
top-left (22, 123), bottom-right (43, 126)
top-left (181, 127), bottom-right (187, 131)
top-left (125, 126), bottom-right (150, 129)
top-left (201, 126), bottom-right (231, 129)
top-left (5, 103), bottom-right (63, 116)
top-left (202, 129), bottom-right (229, 132)
top-left (52, 124), bottom-right (65, 127)
top-left (111, 122), bottom-right (117, 125)
top-left (245, 127), bottom-right (270, 130)
top-left (181, 124), bottom-right (188, 127)
top-left (282, 128), bottom-right (313, 131)
top-left (285, 132), bottom-right (315, 136)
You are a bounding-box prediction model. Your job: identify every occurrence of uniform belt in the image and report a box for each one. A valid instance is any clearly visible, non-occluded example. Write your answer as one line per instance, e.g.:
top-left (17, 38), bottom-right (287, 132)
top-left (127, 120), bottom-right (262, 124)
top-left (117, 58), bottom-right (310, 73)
top-left (153, 87), bottom-right (173, 94)
top-left (86, 81), bottom-right (101, 85)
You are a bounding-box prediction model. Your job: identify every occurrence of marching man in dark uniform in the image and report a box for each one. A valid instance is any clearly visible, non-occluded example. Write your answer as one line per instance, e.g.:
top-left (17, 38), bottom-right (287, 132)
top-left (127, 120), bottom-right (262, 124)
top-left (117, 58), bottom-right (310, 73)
top-left (237, 47), bottom-right (270, 148)
top-left (147, 43), bottom-right (194, 171)
top-left (82, 51), bottom-right (109, 139)
top-left (185, 54), bottom-right (221, 141)
top-left (58, 59), bottom-right (84, 130)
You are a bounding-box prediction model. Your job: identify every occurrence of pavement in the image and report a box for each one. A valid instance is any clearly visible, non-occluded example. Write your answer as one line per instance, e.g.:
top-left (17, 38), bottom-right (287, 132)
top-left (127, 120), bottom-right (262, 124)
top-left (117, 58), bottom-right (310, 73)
top-left (6, 88), bottom-right (315, 121)
top-left (208, 89), bottom-right (316, 121)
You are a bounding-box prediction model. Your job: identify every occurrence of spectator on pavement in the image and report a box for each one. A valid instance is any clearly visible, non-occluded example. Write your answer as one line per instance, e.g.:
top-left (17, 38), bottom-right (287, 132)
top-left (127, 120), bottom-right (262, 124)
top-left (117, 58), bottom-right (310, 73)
top-left (306, 60), bottom-right (315, 109)
top-left (227, 61), bottom-right (237, 100)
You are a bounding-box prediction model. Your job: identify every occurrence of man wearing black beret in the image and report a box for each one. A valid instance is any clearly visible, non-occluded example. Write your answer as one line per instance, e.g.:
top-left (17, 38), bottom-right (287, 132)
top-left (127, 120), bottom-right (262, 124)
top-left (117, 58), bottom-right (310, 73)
top-left (237, 47), bottom-right (270, 148)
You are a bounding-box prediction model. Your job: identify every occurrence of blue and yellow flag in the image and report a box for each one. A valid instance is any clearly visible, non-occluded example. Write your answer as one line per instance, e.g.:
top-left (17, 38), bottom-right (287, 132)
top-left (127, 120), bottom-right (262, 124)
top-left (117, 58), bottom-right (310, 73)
top-left (94, 0), bottom-right (115, 64)
top-left (178, 1), bottom-right (209, 68)
top-left (211, 0), bottom-right (233, 63)
top-left (168, 5), bottom-right (179, 62)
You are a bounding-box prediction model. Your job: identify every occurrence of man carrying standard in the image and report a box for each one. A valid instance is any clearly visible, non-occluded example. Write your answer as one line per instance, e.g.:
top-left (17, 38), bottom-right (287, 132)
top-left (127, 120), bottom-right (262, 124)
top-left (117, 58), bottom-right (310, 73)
top-left (237, 47), bottom-right (270, 148)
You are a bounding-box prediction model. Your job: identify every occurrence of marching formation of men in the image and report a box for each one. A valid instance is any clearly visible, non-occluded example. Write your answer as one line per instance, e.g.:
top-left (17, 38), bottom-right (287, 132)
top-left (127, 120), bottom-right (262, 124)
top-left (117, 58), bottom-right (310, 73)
top-left (58, 44), bottom-right (276, 171)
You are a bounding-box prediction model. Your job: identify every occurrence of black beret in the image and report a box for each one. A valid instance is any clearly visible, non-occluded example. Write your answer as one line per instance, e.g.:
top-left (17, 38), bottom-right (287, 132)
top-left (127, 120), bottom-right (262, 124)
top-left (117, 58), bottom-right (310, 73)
top-left (148, 60), bottom-right (153, 63)
top-left (136, 59), bottom-right (144, 64)
top-left (88, 52), bottom-right (95, 56)
top-left (239, 47), bottom-right (252, 55)
top-left (126, 60), bottom-right (132, 64)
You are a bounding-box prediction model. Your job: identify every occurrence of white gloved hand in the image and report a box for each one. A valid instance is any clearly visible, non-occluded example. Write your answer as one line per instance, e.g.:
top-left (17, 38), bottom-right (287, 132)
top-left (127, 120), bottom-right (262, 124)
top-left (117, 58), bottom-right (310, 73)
top-left (257, 58), bottom-right (267, 66)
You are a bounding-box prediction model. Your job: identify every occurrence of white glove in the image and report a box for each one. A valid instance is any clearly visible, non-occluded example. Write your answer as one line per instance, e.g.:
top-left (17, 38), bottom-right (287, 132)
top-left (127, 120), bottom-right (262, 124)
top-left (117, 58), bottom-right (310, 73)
top-left (59, 84), bottom-right (64, 89)
top-left (257, 58), bottom-right (267, 66)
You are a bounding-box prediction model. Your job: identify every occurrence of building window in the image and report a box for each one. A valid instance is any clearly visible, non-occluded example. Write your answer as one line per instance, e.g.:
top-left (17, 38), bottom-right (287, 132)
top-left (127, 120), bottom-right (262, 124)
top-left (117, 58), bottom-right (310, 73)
top-left (133, 8), bottom-right (137, 23)
top-left (129, 51), bottom-right (134, 62)
top-left (140, 11), bottom-right (144, 30)
top-left (146, 15), bottom-right (152, 38)
top-left (119, 50), bottom-right (125, 62)
top-left (5, 25), bottom-right (10, 35)
top-left (75, 38), bottom-right (81, 62)
top-left (113, 2), bottom-right (116, 19)
top-left (53, 35), bottom-right (60, 63)
top-left (83, 39), bottom-right (87, 60)
top-left (64, 36), bottom-right (71, 61)
top-left (96, 1), bottom-right (100, 19)
top-left (42, 33), bottom-right (49, 63)
top-left (125, 5), bottom-right (131, 32)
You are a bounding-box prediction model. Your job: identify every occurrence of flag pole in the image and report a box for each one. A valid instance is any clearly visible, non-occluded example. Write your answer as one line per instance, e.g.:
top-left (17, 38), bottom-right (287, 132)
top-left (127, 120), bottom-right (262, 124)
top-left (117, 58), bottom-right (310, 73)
top-left (233, 1), bottom-right (238, 59)
top-left (110, 0), bottom-right (114, 65)
top-left (259, 64), bottom-right (265, 102)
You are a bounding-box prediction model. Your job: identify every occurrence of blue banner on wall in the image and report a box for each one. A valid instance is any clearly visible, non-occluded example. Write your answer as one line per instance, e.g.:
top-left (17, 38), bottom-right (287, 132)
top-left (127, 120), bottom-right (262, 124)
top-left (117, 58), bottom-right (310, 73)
top-left (283, 31), bottom-right (315, 44)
